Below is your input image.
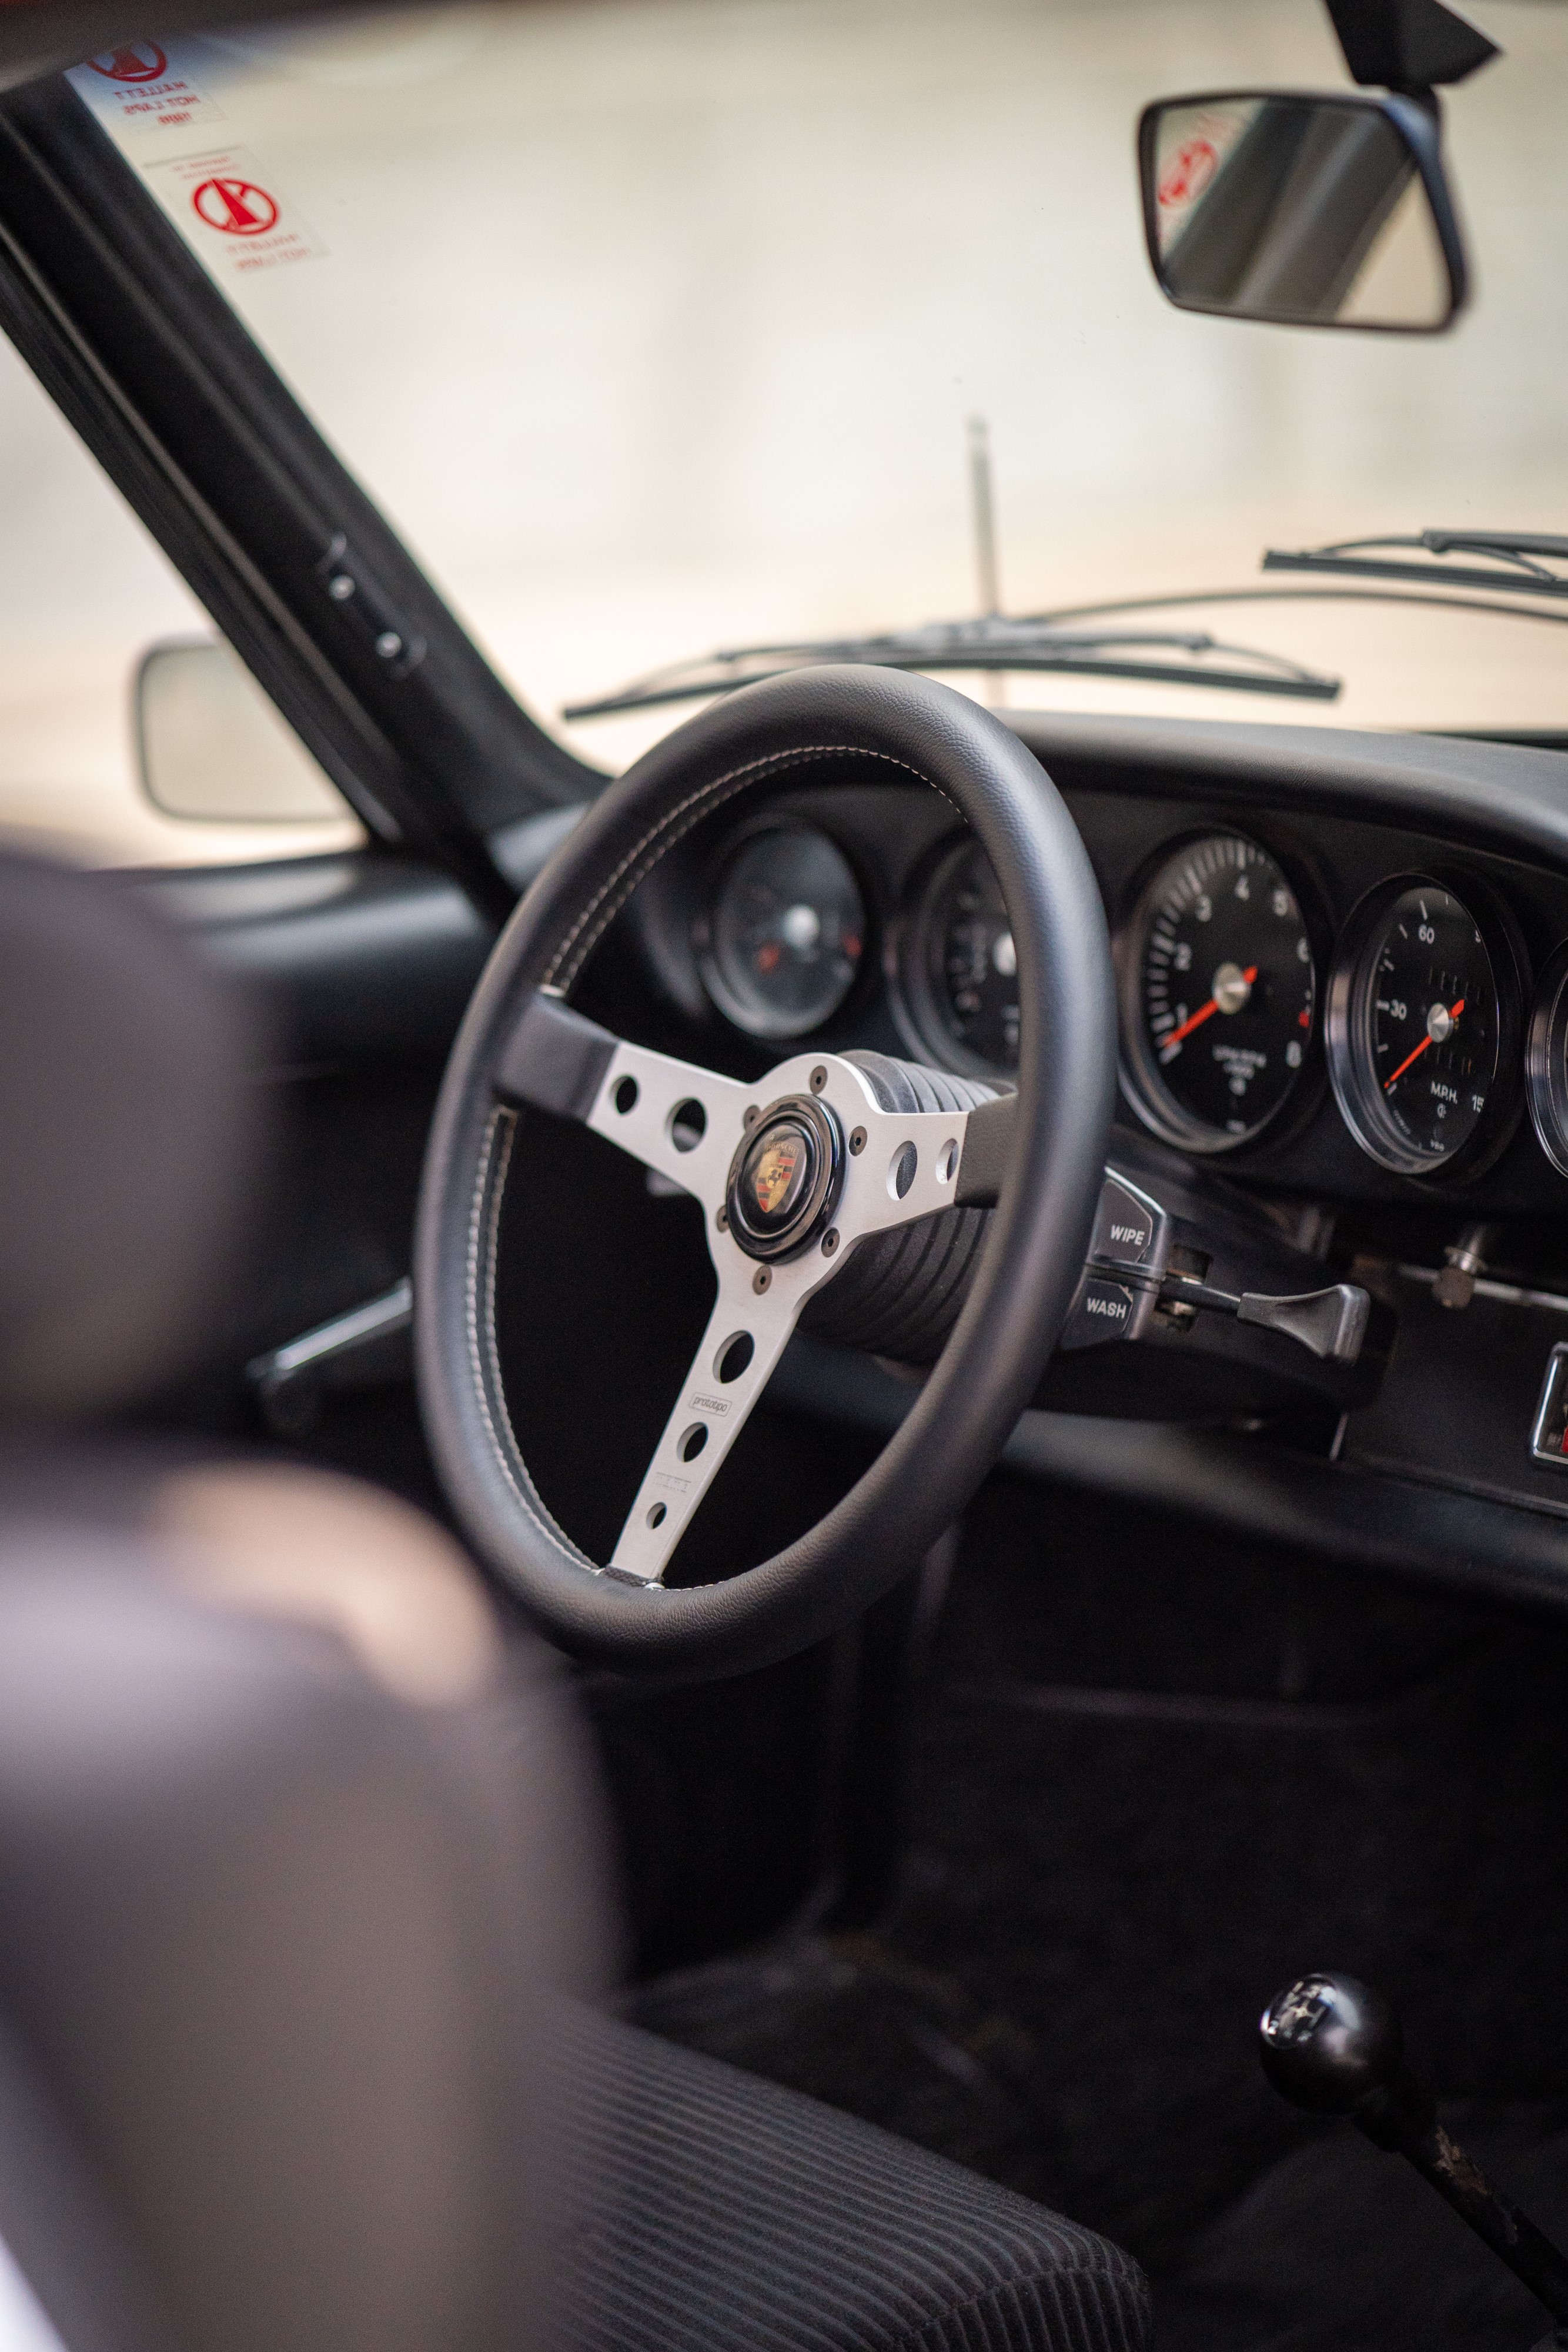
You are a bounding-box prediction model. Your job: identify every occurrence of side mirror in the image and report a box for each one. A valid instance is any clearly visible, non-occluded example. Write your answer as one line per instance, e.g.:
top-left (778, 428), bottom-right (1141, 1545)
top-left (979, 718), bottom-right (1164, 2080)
top-left (135, 637), bottom-right (350, 825)
top-left (1138, 91), bottom-right (1466, 332)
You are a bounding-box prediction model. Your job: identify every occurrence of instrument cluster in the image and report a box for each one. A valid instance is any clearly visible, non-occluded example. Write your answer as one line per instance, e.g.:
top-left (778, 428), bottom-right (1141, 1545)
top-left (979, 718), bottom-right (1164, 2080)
top-left (687, 810), bottom-right (1568, 1186)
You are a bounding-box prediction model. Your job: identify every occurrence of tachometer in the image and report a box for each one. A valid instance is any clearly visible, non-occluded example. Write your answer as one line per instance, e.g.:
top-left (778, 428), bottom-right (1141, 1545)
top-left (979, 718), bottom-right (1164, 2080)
top-left (1326, 877), bottom-right (1520, 1177)
top-left (1121, 833), bottom-right (1316, 1151)
top-left (697, 826), bottom-right (865, 1039)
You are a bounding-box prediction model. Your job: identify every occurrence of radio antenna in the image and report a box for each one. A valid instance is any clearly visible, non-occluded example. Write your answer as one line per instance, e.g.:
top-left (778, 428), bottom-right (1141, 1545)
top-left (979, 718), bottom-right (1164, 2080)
top-left (967, 415), bottom-right (1002, 618)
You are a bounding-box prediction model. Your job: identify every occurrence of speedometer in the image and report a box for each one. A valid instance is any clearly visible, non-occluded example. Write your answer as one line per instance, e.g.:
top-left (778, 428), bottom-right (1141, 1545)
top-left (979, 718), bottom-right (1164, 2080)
top-left (1326, 877), bottom-right (1522, 1177)
top-left (1121, 833), bottom-right (1316, 1151)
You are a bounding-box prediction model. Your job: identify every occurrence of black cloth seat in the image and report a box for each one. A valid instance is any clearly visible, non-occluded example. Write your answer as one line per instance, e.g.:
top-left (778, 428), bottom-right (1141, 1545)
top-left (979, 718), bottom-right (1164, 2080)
top-left (0, 843), bottom-right (1151, 2352)
top-left (561, 2013), bottom-right (1151, 2352)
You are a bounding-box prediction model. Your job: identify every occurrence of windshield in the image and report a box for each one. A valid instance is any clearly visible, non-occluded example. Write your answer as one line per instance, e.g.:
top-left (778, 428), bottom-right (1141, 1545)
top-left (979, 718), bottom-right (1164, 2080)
top-left (72, 0), bottom-right (1568, 779)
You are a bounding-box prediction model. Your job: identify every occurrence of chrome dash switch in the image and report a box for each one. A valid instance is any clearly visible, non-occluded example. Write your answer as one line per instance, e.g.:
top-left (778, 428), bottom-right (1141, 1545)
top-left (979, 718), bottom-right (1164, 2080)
top-left (1530, 1342), bottom-right (1568, 1470)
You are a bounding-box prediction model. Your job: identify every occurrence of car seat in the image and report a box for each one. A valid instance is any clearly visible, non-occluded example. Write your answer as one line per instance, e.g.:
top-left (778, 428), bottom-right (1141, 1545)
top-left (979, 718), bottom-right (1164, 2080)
top-left (0, 847), bottom-right (1151, 2352)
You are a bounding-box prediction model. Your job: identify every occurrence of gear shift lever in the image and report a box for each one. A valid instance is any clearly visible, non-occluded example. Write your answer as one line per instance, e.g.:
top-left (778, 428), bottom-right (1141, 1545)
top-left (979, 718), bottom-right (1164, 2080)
top-left (1261, 1973), bottom-right (1568, 2329)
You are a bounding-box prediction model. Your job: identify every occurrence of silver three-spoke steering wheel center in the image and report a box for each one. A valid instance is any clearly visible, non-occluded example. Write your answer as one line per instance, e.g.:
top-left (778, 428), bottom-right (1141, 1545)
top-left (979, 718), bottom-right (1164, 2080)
top-left (496, 991), bottom-right (988, 1584)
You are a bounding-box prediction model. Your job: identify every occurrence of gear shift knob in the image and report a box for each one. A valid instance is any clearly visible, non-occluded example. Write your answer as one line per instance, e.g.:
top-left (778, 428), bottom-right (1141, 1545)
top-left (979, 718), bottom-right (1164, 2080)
top-left (1260, 1972), bottom-right (1568, 2327)
top-left (1259, 1972), bottom-right (1403, 2115)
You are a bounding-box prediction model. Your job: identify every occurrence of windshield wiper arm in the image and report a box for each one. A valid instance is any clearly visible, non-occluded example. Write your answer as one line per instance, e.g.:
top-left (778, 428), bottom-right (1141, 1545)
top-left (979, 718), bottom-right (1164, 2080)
top-left (1263, 528), bottom-right (1568, 601)
top-left (562, 614), bottom-right (1340, 721)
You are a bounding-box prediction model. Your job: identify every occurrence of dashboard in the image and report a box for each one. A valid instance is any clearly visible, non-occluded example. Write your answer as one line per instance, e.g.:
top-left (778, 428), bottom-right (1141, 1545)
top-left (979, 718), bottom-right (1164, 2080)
top-left (618, 715), bottom-right (1568, 1219)
top-left (580, 709), bottom-right (1568, 1583)
top-left (151, 707), bottom-right (1568, 1621)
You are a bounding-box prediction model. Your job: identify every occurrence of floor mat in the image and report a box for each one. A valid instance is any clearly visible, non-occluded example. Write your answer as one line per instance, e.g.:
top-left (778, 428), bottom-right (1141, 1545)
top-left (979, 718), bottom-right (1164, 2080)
top-left (629, 1946), bottom-right (1568, 2350)
top-left (1155, 2105), bottom-right (1568, 2352)
top-left (628, 1932), bottom-right (1054, 2200)
top-left (627, 1476), bottom-right (1568, 2328)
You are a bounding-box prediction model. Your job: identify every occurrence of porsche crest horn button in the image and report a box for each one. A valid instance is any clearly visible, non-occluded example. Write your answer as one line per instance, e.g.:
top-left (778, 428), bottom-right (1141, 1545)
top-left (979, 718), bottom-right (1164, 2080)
top-left (726, 1094), bottom-right (844, 1261)
top-left (745, 1124), bottom-right (811, 1224)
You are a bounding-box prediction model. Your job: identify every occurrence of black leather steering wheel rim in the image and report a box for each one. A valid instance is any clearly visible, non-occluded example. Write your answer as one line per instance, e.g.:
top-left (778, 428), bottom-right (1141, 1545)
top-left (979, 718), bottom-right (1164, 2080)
top-left (414, 666), bottom-right (1115, 1679)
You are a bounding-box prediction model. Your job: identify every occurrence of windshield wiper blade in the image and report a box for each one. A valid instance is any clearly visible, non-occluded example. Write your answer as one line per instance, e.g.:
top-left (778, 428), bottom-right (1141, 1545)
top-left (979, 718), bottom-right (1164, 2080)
top-left (561, 614), bottom-right (1340, 721)
top-left (1263, 528), bottom-right (1568, 601)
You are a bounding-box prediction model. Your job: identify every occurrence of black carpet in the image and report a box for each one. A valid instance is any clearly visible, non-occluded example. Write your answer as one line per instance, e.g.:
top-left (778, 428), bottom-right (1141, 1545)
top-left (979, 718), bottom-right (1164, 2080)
top-left (629, 1474), bottom-right (1568, 2351)
top-left (1156, 2106), bottom-right (1568, 2352)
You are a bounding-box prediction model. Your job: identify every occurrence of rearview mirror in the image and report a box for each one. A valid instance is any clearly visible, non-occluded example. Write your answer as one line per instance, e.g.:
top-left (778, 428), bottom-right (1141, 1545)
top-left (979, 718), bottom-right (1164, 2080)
top-left (1138, 91), bottom-right (1466, 332)
top-left (135, 637), bottom-right (349, 825)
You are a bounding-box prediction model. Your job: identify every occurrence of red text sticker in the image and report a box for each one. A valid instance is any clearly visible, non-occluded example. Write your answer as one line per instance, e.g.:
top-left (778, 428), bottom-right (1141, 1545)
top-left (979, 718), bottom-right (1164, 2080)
top-left (192, 176), bottom-right (280, 236)
top-left (67, 44), bottom-right (225, 138)
top-left (88, 44), bottom-right (168, 81)
top-left (146, 148), bottom-right (327, 276)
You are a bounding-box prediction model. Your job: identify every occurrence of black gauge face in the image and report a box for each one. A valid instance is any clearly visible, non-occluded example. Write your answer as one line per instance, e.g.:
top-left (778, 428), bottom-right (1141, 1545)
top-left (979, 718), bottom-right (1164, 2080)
top-left (1122, 834), bottom-right (1315, 1151)
top-left (1527, 941), bottom-right (1568, 1180)
top-left (700, 827), bottom-right (865, 1039)
top-left (914, 841), bottom-right (1019, 1073)
top-left (1329, 881), bottom-right (1505, 1174)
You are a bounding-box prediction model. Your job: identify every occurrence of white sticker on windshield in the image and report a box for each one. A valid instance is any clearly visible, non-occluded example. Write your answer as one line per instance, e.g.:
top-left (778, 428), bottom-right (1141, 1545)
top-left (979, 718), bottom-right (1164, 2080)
top-left (143, 148), bottom-right (327, 276)
top-left (67, 45), bottom-right (226, 139)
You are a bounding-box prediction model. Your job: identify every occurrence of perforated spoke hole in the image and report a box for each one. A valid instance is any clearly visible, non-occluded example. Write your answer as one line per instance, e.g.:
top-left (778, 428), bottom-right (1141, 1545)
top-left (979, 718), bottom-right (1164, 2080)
top-left (889, 1142), bottom-right (918, 1200)
top-left (646, 1501), bottom-right (667, 1529)
top-left (678, 1424), bottom-right (708, 1462)
top-left (613, 1075), bottom-right (639, 1114)
top-left (668, 1098), bottom-right (707, 1152)
top-left (715, 1331), bottom-right (754, 1384)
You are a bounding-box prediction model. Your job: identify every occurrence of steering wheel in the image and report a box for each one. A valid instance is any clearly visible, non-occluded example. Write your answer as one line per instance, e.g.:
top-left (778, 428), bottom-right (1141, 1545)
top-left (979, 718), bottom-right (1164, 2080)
top-left (415, 667), bottom-right (1115, 1678)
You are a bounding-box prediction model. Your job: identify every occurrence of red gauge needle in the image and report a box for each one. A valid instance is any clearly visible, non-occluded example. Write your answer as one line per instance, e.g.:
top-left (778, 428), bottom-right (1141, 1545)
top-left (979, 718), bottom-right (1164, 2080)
top-left (1383, 998), bottom-right (1465, 1093)
top-left (1161, 965), bottom-right (1258, 1051)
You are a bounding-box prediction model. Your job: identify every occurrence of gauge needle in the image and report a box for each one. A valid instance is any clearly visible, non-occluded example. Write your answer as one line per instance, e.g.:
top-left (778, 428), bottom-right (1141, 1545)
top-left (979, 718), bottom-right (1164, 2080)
top-left (1162, 965), bottom-right (1258, 1051)
top-left (1384, 998), bottom-right (1465, 1093)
